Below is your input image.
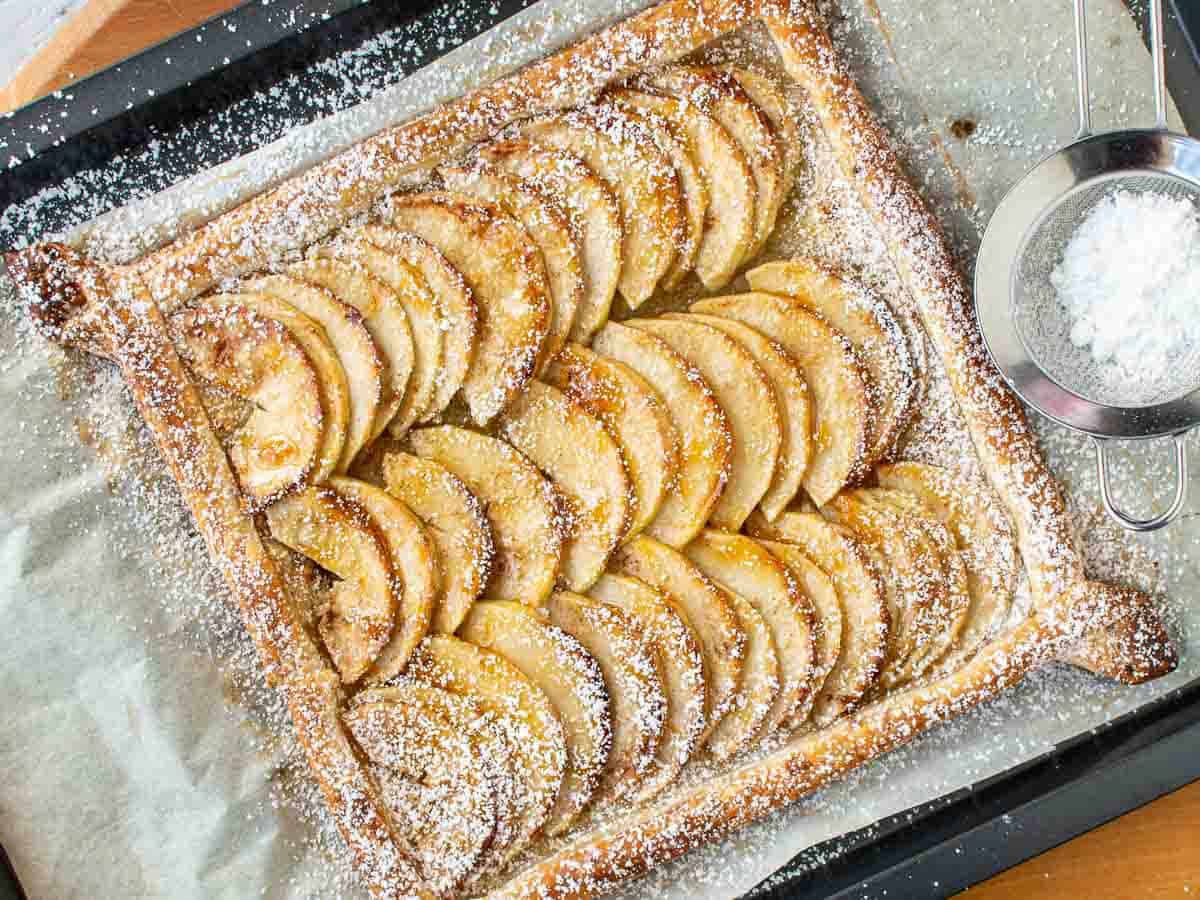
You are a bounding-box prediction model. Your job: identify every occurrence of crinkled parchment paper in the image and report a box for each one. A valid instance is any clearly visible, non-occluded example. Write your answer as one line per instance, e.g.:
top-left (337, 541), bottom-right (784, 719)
top-left (0, 1), bottom-right (1196, 898)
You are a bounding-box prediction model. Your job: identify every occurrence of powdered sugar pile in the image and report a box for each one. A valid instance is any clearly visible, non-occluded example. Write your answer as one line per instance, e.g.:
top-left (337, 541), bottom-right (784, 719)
top-left (1050, 188), bottom-right (1200, 402)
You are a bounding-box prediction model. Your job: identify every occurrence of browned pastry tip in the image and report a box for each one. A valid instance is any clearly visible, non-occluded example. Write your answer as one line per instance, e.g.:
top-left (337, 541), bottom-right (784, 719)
top-left (1059, 581), bottom-right (1179, 685)
top-left (6, 242), bottom-right (117, 358)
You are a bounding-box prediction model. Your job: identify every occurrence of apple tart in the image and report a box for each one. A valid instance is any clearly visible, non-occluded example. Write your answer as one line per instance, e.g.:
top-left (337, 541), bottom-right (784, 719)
top-left (5, 1), bottom-right (1179, 898)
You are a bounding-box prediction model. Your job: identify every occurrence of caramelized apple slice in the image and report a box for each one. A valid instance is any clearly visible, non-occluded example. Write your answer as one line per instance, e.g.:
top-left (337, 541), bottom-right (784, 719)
top-left (168, 300), bottom-right (322, 506)
top-left (481, 140), bottom-right (621, 342)
top-left (266, 485), bottom-right (396, 683)
top-left (458, 602), bottom-right (611, 835)
top-left (498, 380), bottom-right (630, 591)
top-left (381, 450), bottom-right (494, 634)
top-left (407, 426), bottom-right (562, 607)
top-left (592, 322), bottom-right (731, 546)
top-left (288, 256), bottom-right (414, 442)
top-left (378, 192), bottom-right (550, 424)
top-left (588, 573), bottom-right (705, 800)
top-left (330, 476), bottom-right (437, 683)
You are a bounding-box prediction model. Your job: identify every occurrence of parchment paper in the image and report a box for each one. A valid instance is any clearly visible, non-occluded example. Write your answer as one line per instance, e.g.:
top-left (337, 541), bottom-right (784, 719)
top-left (0, 1), bottom-right (1197, 898)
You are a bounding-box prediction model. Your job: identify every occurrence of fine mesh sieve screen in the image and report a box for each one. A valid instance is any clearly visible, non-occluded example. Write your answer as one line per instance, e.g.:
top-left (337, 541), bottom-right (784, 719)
top-left (1013, 172), bottom-right (1200, 408)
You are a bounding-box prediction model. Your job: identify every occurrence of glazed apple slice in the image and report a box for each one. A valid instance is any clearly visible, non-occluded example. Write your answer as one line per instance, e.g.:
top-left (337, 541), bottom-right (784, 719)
top-left (876, 462), bottom-right (1017, 656)
top-left (755, 538), bottom-right (844, 729)
top-left (547, 590), bottom-right (667, 802)
top-left (168, 300), bottom-right (323, 507)
top-left (406, 426), bottom-right (562, 607)
top-left (691, 292), bottom-right (874, 505)
top-left (597, 95), bottom-right (707, 289)
top-left (676, 311), bottom-right (811, 521)
top-left (629, 316), bottom-right (782, 531)
top-left (458, 601), bottom-right (611, 835)
top-left (204, 292), bottom-right (349, 486)
top-left (319, 234), bottom-right (443, 437)
top-left (587, 573), bottom-right (705, 800)
top-left (746, 258), bottom-right (917, 461)
top-left (592, 322), bottom-right (731, 547)
top-left (611, 535), bottom-right (745, 744)
top-left (517, 106), bottom-right (685, 307)
top-left (287, 256), bottom-right (414, 442)
top-left (607, 87), bottom-right (755, 289)
top-left (542, 341), bottom-right (679, 540)
top-left (329, 476), bottom-right (437, 683)
top-left (377, 191), bottom-right (550, 424)
top-left (439, 163), bottom-right (582, 370)
top-left (721, 66), bottom-right (804, 197)
top-left (343, 684), bottom-right (497, 894)
top-left (407, 634), bottom-right (566, 868)
top-left (380, 450), bottom-right (494, 635)
top-left (243, 274), bottom-right (383, 471)
top-left (266, 485), bottom-right (396, 683)
top-left (685, 529), bottom-right (816, 738)
top-left (746, 509), bottom-right (888, 724)
top-left (498, 379), bottom-right (631, 592)
top-left (480, 140), bottom-right (621, 342)
top-left (643, 66), bottom-right (785, 259)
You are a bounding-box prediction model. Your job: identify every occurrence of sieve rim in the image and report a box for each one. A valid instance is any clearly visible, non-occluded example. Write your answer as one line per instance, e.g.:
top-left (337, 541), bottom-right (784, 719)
top-left (975, 128), bottom-right (1200, 439)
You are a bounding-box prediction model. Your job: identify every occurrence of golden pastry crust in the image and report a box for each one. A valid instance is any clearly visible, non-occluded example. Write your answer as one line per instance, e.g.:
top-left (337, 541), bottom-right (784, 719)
top-left (5, 1), bottom-right (1177, 897)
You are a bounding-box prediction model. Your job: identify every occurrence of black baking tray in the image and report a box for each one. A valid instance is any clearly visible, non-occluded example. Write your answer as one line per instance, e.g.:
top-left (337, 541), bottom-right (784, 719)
top-left (2, 2), bottom-right (1199, 898)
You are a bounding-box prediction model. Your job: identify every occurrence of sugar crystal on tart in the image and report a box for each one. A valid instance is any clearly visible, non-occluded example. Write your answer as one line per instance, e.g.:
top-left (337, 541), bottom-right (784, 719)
top-left (6, 2), bottom-right (1183, 897)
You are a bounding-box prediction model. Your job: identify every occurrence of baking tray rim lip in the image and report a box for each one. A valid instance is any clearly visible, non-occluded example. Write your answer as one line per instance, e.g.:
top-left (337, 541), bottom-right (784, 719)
top-left (3, 1), bottom-right (1199, 898)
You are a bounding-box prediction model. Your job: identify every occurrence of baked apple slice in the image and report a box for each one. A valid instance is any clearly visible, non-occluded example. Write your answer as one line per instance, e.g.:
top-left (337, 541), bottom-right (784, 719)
top-left (517, 107), bottom-right (684, 308)
top-left (685, 529), bottom-right (816, 738)
top-left (611, 536), bottom-right (744, 744)
top-left (168, 300), bottom-right (323, 506)
top-left (643, 66), bottom-right (785, 259)
top-left (458, 601), bottom-right (612, 835)
top-left (287, 256), bottom-right (414, 442)
top-left (266, 485), bottom-right (396, 683)
top-left (353, 680), bottom-right (520, 873)
top-left (407, 634), bottom-right (566, 868)
top-left (676, 311), bottom-right (812, 521)
top-left (745, 509), bottom-right (888, 724)
top-left (876, 462), bottom-right (1017, 655)
top-left (480, 140), bottom-right (621, 342)
top-left (380, 450), bottom-right (494, 635)
top-left (691, 292), bottom-right (874, 505)
top-left (547, 590), bottom-right (667, 802)
top-left (703, 586), bottom-right (779, 762)
top-left (598, 95), bottom-right (706, 289)
top-left (498, 380), bottom-right (630, 592)
top-left (592, 322), bottom-right (731, 547)
top-left (329, 476), bottom-right (437, 683)
top-left (378, 192), bottom-right (550, 424)
top-left (755, 539), bottom-right (844, 729)
top-left (243, 274), bottom-right (383, 472)
top-left (588, 573), bottom-right (705, 800)
top-left (543, 342), bottom-right (679, 540)
top-left (630, 317), bottom-right (782, 531)
top-left (319, 235), bottom-right (443, 436)
top-left (824, 490), bottom-right (942, 687)
top-left (440, 163), bottom-right (582, 370)
top-left (608, 87), bottom-right (755, 290)
top-left (722, 66), bottom-right (804, 198)
top-left (746, 258), bottom-right (918, 462)
top-left (406, 426), bottom-right (562, 607)
top-left (343, 684), bottom-right (497, 894)
top-left (204, 292), bottom-right (349, 486)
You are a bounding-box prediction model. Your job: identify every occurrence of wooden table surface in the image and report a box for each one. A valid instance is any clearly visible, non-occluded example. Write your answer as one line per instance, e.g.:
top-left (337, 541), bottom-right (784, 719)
top-left (2, 1), bottom-right (1198, 897)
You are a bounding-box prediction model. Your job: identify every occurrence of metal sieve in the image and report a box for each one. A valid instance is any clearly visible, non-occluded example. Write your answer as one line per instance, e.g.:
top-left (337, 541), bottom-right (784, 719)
top-left (976, 0), bottom-right (1199, 532)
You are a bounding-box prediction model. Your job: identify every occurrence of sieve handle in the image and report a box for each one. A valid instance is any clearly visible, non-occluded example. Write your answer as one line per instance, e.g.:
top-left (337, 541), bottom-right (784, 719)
top-left (1092, 433), bottom-right (1190, 532)
top-left (1073, 0), bottom-right (1169, 137)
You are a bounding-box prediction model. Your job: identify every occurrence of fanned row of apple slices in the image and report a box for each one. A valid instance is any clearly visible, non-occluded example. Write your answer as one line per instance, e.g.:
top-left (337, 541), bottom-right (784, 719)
top-left (327, 469), bottom-right (1015, 895)
top-left (168, 65), bottom-right (850, 507)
